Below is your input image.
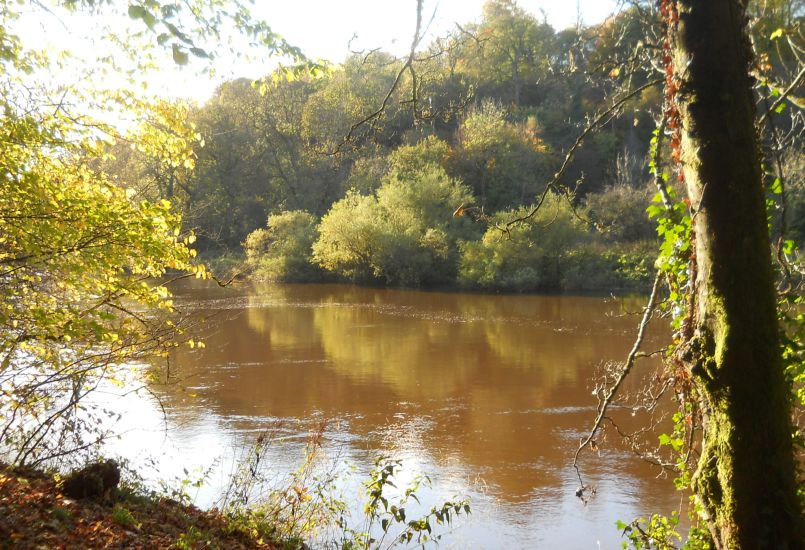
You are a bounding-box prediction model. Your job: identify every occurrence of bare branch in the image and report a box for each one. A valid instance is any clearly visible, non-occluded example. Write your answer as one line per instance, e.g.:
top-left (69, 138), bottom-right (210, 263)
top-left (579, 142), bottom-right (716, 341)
top-left (502, 78), bottom-right (663, 229)
top-left (329, 0), bottom-right (425, 154)
top-left (572, 271), bottom-right (663, 495)
top-left (758, 63), bottom-right (805, 127)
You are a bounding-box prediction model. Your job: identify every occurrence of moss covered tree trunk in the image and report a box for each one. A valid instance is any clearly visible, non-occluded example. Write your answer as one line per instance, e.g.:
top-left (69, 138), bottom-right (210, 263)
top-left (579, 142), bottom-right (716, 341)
top-left (671, 1), bottom-right (803, 547)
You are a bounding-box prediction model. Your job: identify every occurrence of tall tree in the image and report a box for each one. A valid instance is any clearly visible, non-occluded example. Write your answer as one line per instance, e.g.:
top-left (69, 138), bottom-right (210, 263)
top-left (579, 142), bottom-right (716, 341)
top-left (462, 0), bottom-right (555, 105)
top-left (669, 0), bottom-right (802, 546)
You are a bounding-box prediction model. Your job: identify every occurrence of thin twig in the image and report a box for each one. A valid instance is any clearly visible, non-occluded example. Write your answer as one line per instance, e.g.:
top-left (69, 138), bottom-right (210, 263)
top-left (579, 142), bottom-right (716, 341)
top-left (503, 78), bottom-right (663, 229)
top-left (758, 63), bottom-right (805, 126)
top-left (572, 271), bottom-right (663, 492)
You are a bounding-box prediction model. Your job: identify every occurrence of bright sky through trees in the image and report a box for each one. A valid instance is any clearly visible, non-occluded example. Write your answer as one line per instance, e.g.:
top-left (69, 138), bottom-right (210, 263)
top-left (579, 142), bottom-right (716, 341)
top-left (261, 0), bottom-right (618, 60)
top-left (23, 0), bottom-right (616, 103)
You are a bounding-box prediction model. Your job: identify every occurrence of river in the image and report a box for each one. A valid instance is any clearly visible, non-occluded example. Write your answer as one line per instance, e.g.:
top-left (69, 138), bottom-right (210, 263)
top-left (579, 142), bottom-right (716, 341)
top-left (105, 281), bottom-right (685, 549)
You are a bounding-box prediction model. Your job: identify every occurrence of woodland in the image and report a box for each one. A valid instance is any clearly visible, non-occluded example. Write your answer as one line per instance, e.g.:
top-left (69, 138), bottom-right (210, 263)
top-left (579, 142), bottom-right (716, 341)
top-left (0, 0), bottom-right (804, 548)
top-left (103, 2), bottom-right (698, 292)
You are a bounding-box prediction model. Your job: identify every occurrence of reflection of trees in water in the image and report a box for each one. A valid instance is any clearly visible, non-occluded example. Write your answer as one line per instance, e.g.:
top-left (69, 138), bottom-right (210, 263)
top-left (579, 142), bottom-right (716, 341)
top-left (312, 302), bottom-right (484, 399)
top-left (246, 299), bottom-right (320, 350)
top-left (153, 284), bottom-right (671, 503)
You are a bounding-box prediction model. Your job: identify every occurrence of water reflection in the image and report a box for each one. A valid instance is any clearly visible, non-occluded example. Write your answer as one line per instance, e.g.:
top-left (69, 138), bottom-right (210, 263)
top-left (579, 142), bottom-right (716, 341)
top-left (141, 282), bottom-right (682, 548)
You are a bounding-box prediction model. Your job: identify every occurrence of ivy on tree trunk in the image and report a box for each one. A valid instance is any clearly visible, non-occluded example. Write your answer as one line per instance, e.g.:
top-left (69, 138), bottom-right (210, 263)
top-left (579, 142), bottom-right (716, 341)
top-left (671, 1), bottom-right (803, 547)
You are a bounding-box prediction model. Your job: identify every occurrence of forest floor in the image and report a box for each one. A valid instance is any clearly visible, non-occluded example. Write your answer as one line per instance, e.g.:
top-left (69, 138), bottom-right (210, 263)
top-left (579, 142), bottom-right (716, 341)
top-left (0, 463), bottom-right (276, 549)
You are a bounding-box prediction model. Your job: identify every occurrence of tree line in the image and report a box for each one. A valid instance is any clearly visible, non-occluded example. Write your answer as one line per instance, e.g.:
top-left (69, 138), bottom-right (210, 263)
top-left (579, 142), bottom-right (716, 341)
top-left (90, 2), bottom-right (664, 290)
top-left (101, 1), bottom-right (802, 293)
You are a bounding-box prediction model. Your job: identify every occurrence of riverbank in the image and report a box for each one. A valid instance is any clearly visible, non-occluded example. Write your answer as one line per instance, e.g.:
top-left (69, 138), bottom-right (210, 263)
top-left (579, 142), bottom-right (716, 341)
top-left (0, 463), bottom-right (276, 549)
top-left (223, 239), bottom-right (657, 294)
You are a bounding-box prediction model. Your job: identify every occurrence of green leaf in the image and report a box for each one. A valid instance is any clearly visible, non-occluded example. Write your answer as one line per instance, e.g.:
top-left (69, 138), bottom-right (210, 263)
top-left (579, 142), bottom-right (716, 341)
top-left (127, 5), bottom-right (145, 19)
top-left (190, 47), bottom-right (210, 59)
top-left (770, 177), bottom-right (783, 195)
top-left (141, 10), bottom-right (157, 30)
top-left (171, 43), bottom-right (189, 65)
top-left (646, 204), bottom-right (663, 219)
top-left (160, 4), bottom-right (178, 18)
top-left (165, 21), bottom-right (193, 45)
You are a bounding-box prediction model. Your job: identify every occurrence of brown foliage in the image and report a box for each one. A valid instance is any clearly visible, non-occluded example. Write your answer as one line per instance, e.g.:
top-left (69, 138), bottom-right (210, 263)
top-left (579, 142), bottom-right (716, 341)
top-left (0, 464), bottom-right (275, 549)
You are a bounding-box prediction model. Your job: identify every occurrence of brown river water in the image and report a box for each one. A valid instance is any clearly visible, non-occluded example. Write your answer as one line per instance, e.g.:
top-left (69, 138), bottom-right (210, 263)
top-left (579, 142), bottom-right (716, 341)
top-left (104, 281), bottom-right (686, 549)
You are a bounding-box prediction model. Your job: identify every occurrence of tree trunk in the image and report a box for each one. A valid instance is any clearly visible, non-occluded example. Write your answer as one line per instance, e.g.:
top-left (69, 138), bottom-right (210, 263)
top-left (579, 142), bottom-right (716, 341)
top-left (512, 49), bottom-right (521, 106)
top-left (671, 1), bottom-right (803, 547)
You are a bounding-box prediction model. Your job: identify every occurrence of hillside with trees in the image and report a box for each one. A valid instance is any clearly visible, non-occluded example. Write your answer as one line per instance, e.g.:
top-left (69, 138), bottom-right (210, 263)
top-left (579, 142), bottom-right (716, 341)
top-left (105, 1), bottom-right (803, 295)
top-left (93, 1), bottom-right (669, 291)
top-left (98, 1), bottom-right (803, 296)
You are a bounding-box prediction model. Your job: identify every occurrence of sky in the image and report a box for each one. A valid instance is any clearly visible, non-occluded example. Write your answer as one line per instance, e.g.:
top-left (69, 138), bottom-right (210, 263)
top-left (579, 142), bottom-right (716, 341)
top-left (257, 0), bottom-right (618, 61)
top-left (24, 0), bottom-right (618, 104)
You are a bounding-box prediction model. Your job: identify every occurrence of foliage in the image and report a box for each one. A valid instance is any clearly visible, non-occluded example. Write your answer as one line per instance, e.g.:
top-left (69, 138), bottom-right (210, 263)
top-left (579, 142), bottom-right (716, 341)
top-left (111, 505), bottom-right (140, 529)
top-left (66, 0), bottom-right (309, 68)
top-left (646, 186), bottom-right (692, 330)
top-left (187, 77), bottom-right (342, 249)
top-left (561, 244), bottom-right (654, 292)
top-left (450, 101), bottom-right (552, 211)
top-left (617, 512), bottom-right (711, 550)
top-left (457, 192), bottom-right (591, 291)
top-left (244, 210), bottom-right (324, 282)
top-left (585, 182), bottom-right (656, 243)
top-left (346, 154), bottom-right (391, 195)
top-left (78, 0), bottom-right (675, 282)
top-left (311, 191), bottom-right (382, 282)
top-left (386, 136), bottom-right (451, 180)
top-left (215, 429), bottom-right (469, 550)
top-left (458, 0), bottom-right (557, 106)
top-left (302, 53), bottom-right (410, 150)
top-left (218, 428), bottom-right (342, 547)
top-left (313, 164), bottom-right (475, 286)
top-left (781, 149), bottom-right (805, 246)
top-left (336, 457), bottom-right (470, 550)
top-left (0, 0), bottom-right (310, 466)
top-left (0, 116), bottom-right (205, 464)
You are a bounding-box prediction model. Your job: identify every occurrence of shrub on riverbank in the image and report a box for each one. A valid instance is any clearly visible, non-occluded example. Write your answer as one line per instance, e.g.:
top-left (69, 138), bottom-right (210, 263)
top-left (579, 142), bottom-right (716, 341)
top-left (456, 194), bottom-right (655, 293)
top-left (312, 165), bottom-right (477, 286)
top-left (561, 243), bottom-right (655, 292)
top-left (242, 187), bottom-right (657, 293)
top-left (244, 210), bottom-right (325, 282)
top-left (457, 194), bottom-right (588, 292)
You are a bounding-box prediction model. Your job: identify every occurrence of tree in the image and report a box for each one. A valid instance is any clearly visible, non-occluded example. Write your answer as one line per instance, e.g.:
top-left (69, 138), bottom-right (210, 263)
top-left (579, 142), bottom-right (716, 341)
top-left (243, 210), bottom-right (323, 282)
top-left (463, 0), bottom-right (556, 105)
top-left (0, 113), bottom-right (204, 464)
top-left (0, 0), bottom-right (310, 465)
top-left (667, 1), bottom-right (801, 546)
top-left (451, 101), bottom-right (551, 210)
top-left (457, 192), bottom-right (588, 291)
top-left (313, 165), bottom-right (475, 286)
